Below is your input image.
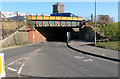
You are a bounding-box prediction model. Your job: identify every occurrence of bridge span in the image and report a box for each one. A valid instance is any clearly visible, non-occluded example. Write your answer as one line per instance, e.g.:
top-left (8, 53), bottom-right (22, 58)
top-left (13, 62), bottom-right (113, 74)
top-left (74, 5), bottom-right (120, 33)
top-left (27, 16), bottom-right (83, 42)
top-left (27, 16), bottom-right (83, 27)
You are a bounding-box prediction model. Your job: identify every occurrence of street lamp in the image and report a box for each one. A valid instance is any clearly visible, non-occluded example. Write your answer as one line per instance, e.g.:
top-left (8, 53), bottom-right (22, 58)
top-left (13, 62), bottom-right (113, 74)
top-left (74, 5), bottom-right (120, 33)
top-left (94, 0), bottom-right (97, 45)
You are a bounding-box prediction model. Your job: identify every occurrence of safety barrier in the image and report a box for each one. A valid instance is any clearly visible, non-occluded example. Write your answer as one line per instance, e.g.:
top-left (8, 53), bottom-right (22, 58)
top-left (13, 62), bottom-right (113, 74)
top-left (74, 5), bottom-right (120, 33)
top-left (0, 53), bottom-right (6, 78)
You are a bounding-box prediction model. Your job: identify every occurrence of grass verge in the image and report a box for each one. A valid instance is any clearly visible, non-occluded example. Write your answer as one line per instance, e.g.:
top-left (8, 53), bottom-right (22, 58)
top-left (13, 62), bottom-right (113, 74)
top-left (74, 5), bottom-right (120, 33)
top-left (88, 41), bottom-right (120, 51)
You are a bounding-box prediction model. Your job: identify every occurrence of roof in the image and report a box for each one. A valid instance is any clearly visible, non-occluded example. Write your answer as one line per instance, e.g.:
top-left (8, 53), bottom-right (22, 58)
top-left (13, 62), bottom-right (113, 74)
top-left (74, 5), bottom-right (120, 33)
top-left (0, 11), bottom-right (45, 18)
top-left (53, 2), bottom-right (64, 6)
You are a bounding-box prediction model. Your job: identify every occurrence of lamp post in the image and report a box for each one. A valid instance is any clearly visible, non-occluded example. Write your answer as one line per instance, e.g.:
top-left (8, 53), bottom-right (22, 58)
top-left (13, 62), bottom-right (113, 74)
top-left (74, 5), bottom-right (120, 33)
top-left (94, 0), bottom-right (97, 45)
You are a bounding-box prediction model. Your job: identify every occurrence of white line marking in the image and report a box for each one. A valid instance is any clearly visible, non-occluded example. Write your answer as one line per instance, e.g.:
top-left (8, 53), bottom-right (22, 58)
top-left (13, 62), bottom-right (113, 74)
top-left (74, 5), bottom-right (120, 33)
top-left (7, 67), bottom-right (17, 72)
top-left (17, 49), bottom-right (39, 74)
top-left (34, 48), bottom-right (40, 52)
top-left (18, 63), bottom-right (25, 74)
top-left (83, 59), bottom-right (93, 62)
top-left (6, 48), bottom-right (40, 74)
top-left (75, 56), bottom-right (85, 59)
top-left (5, 57), bottom-right (23, 67)
top-left (26, 57), bottom-right (29, 60)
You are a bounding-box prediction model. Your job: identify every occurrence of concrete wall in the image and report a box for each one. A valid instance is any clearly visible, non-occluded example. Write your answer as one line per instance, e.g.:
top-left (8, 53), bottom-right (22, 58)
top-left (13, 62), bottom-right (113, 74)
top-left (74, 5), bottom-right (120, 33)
top-left (84, 27), bottom-right (94, 41)
top-left (79, 27), bottom-right (94, 41)
top-left (1, 26), bottom-right (47, 46)
top-left (79, 26), bottom-right (101, 41)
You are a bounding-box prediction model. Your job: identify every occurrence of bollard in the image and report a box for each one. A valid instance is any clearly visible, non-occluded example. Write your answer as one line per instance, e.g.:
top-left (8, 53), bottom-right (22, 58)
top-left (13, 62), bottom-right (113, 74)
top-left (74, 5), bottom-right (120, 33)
top-left (0, 53), bottom-right (6, 78)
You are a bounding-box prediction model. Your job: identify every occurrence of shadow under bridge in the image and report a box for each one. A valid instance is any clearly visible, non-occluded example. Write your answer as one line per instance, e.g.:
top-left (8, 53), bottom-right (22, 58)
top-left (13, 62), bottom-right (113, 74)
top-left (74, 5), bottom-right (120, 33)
top-left (35, 27), bottom-right (74, 42)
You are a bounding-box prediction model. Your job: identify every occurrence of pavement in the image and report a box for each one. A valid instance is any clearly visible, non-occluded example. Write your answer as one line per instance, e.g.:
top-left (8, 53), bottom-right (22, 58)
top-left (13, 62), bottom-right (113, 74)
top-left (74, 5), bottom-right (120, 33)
top-left (3, 42), bottom-right (118, 77)
top-left (68, 40), bottom-right (119, 61)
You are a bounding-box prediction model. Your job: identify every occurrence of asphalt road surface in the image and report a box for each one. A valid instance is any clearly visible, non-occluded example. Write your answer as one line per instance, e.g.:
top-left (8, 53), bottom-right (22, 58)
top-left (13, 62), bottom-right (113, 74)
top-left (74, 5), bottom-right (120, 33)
top-left (2, 42), bottom-right (118, 77)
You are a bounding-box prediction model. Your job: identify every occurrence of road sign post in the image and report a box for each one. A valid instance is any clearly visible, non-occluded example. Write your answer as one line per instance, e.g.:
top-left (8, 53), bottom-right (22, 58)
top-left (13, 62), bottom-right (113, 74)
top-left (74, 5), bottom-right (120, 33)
top-left (94, 0), bottom-right (97, 45)
top-left (67, 32), bottom-right (71, 42)
top-left (0, 53), bottom-right (6, 78)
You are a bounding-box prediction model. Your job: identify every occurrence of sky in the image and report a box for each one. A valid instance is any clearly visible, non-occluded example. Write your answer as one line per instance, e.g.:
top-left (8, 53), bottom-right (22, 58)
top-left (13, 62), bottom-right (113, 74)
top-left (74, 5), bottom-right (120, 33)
top-left (1, 2), bottom-right (119, 22)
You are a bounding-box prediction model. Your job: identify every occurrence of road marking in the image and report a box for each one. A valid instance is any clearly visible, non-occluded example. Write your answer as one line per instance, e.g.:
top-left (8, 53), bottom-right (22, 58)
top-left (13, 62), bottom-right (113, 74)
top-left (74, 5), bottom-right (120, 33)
top-left (86, 54), bottom-right (119, 64)
top-left (18, 62), bottom-right (25, 74)
top-left (6, 48), bottom-right (41, 75)
top-left (83, 59), bottom-right (93, 62)
top-left (7, 67), bottom-right (17, 72)
top-left (66, 43), bottom-right (119, 64)
top-left (34, 48), bottom-right (40, 52)
top-left (23, 57), bottom-right (29, 60)
top-left (26, 57), bottom-right (29, 60)
top-left (74, 56), bottom-right (85, 59)
top-left (75, 56), bottom-right (93, 62)
top-left (17, 48), bottom-right (40, 74)
top-left (5, 57), bottom-right (23, 67)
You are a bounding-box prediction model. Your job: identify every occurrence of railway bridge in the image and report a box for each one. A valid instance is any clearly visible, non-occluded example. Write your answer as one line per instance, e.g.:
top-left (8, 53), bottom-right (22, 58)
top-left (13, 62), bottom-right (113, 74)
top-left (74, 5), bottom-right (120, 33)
top-left (27, 16), bottom-right (83, 42)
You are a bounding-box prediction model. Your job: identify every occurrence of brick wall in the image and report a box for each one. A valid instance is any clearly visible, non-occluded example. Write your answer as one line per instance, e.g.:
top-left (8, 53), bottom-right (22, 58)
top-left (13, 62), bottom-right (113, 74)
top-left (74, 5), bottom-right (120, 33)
top-left (26, 26), bottom-right (46, 43)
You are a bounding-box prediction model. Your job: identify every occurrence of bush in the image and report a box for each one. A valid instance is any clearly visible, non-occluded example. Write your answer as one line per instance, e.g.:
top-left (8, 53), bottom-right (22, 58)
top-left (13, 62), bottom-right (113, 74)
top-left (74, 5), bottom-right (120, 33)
top-left (97, 22), bottom-right (119, 41)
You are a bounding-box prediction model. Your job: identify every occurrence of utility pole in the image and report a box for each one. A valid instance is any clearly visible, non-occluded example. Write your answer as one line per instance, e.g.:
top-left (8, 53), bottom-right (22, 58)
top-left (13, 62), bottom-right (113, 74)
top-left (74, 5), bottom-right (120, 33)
top-left (0, 11), bottom-right (2, 40)
top-left (94, 0), bottom-right (97, 45)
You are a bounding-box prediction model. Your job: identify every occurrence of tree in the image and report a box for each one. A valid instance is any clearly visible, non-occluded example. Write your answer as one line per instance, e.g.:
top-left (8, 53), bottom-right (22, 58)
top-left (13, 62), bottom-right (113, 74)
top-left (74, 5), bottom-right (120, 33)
top-left (28, 20), bottom-right (34, 30)
top-left (97, 15), bottom-right (110, 26)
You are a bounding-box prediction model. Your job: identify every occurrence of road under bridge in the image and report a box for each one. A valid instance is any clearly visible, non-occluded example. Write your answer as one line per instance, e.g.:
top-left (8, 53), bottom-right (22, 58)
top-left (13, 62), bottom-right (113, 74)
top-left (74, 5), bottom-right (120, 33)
top-left (27, 16), bottom-right (83, 42)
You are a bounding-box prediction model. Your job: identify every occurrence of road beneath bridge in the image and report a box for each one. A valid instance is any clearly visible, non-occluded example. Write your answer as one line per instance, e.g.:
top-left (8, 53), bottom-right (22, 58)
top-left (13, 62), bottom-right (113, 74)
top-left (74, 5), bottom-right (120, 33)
top-left (3, 42), bottom-right (118, 78)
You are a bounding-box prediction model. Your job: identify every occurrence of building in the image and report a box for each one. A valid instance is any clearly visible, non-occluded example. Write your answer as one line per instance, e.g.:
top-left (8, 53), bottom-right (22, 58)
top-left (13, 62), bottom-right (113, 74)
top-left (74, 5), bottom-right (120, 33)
top-left (53, 2), bottom-right (64, 13)
top-left (51, 3), bottom-right (78, 17)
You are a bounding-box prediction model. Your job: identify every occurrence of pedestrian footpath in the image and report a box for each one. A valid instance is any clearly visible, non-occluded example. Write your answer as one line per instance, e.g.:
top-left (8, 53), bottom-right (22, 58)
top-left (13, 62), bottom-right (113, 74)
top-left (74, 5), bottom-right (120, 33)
top-left (68, 40), bottom-right (119, 61)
